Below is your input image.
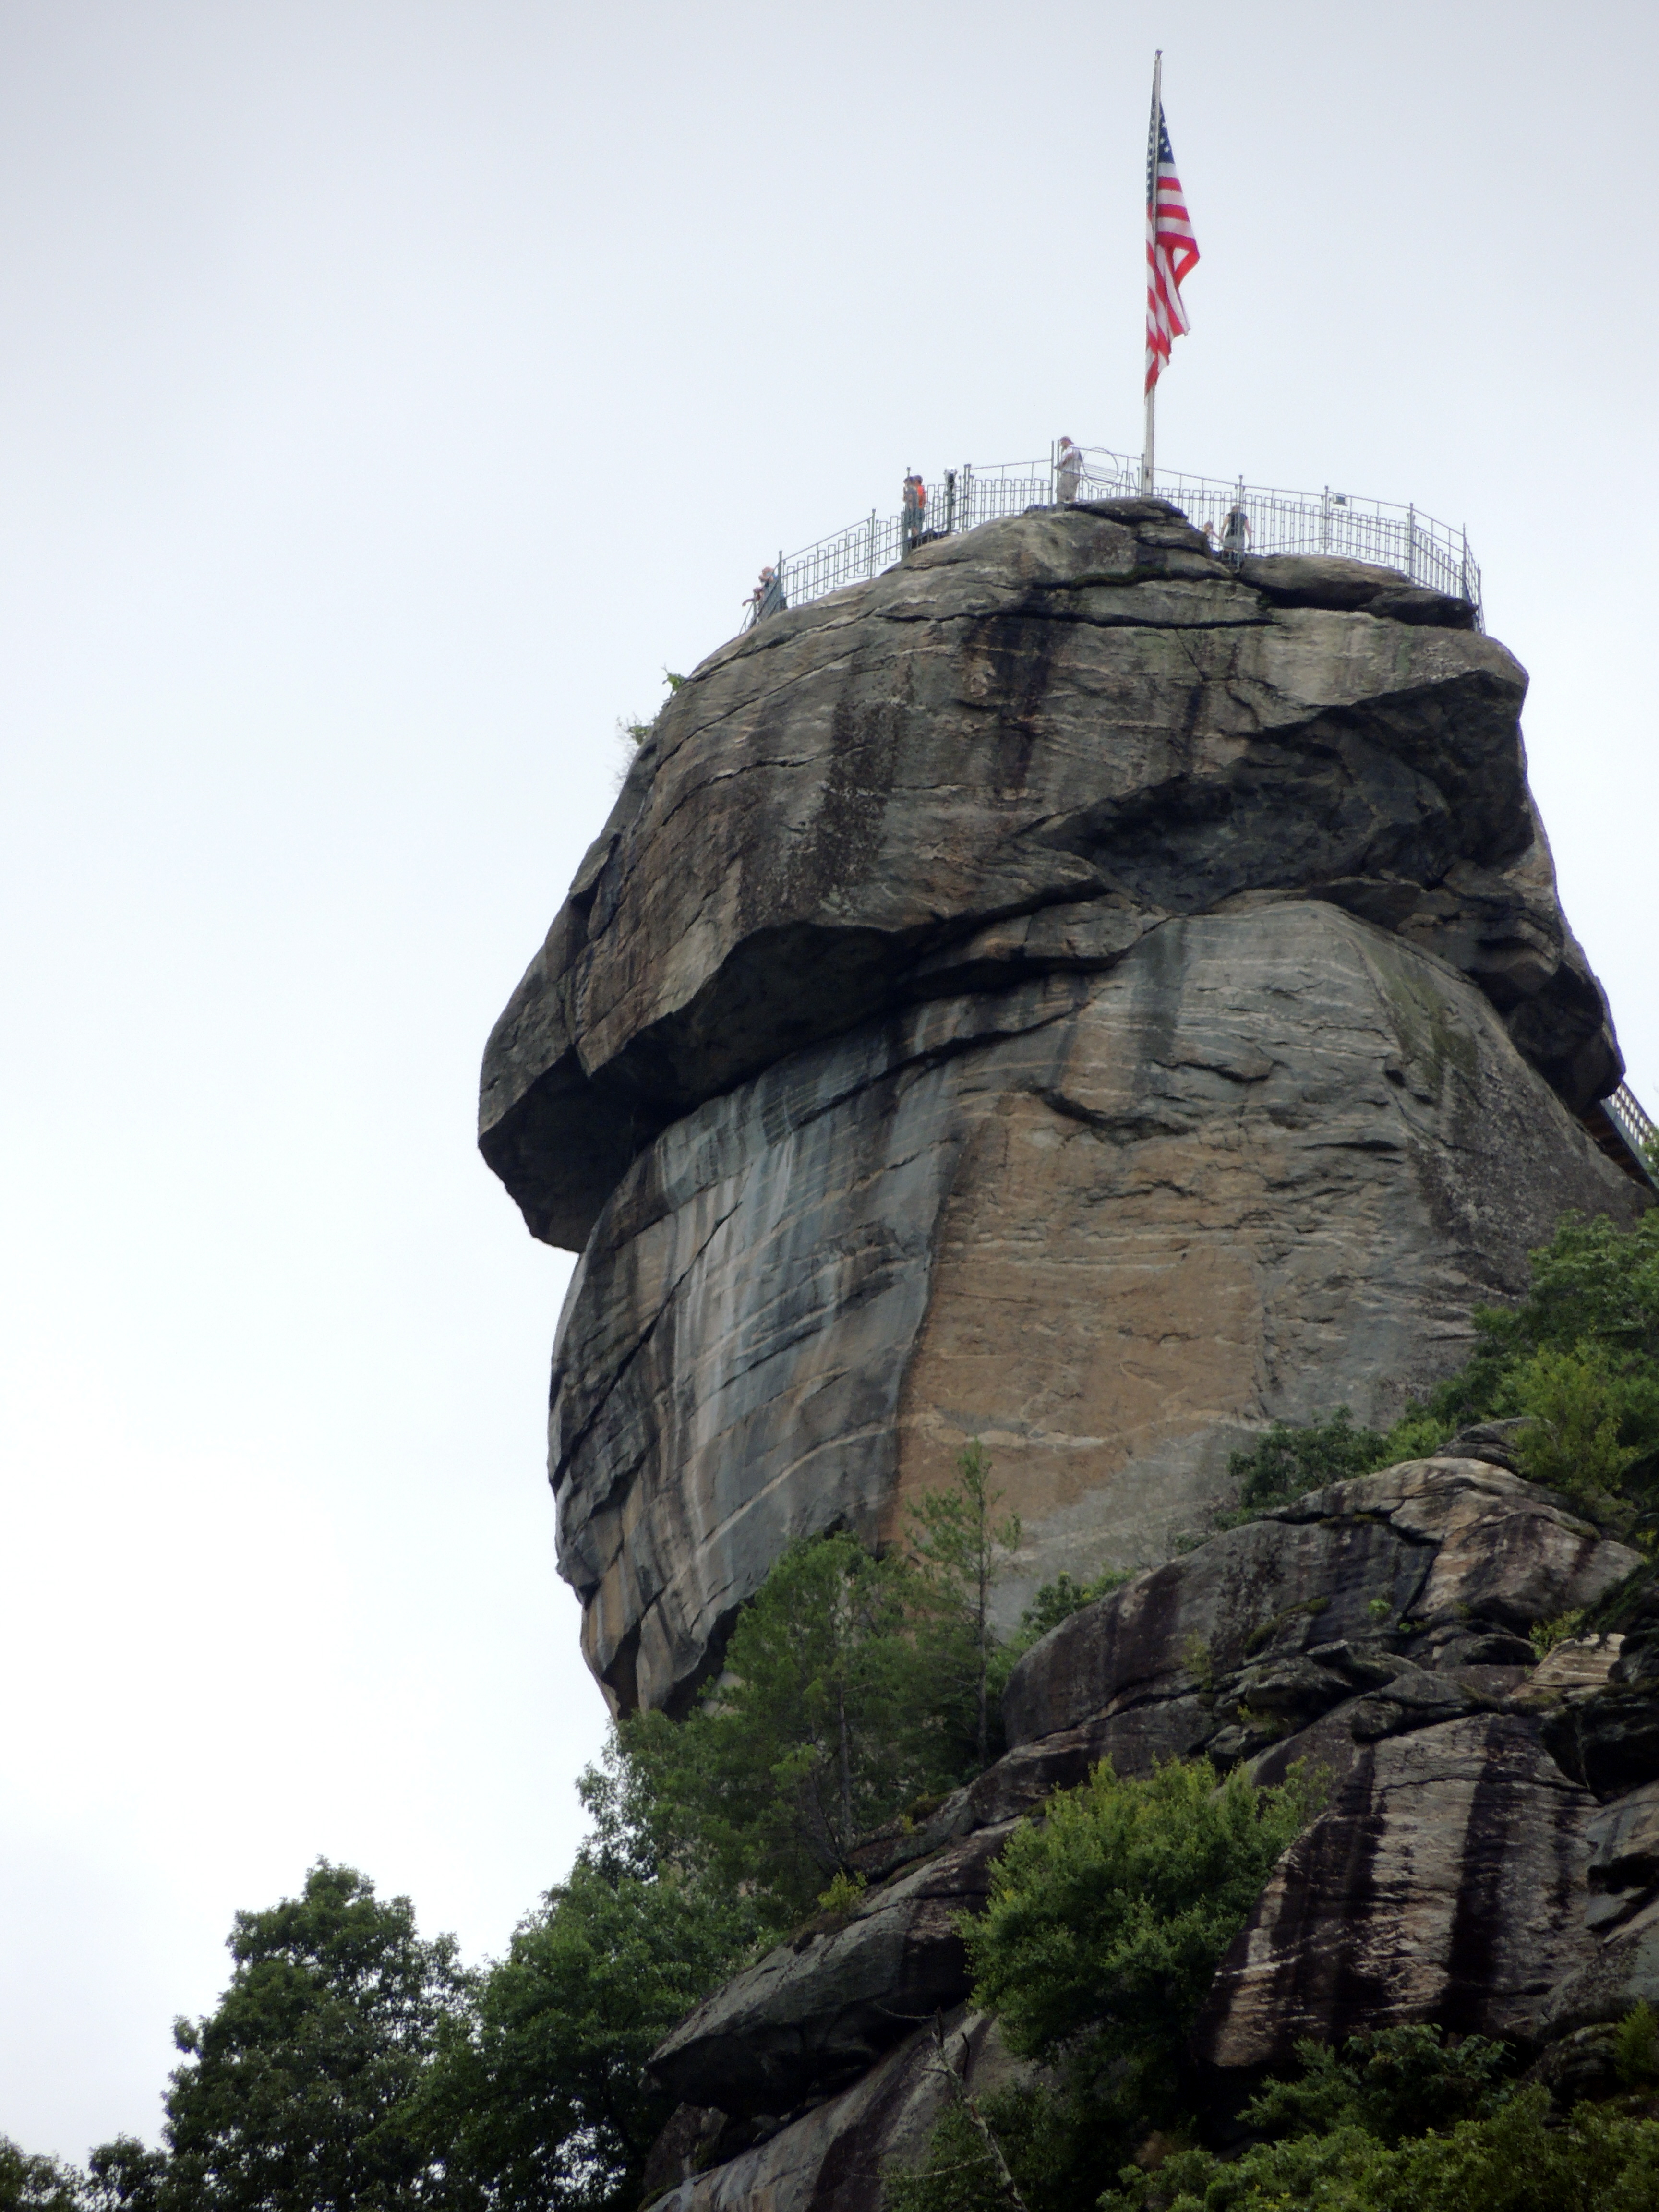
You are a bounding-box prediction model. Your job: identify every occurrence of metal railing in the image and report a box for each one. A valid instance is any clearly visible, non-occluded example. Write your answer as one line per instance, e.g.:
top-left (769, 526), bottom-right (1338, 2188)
top-left (742, 445), bottom-right (1483, 631)
top-left (1604, 1083), bottom-right (1658, 1166)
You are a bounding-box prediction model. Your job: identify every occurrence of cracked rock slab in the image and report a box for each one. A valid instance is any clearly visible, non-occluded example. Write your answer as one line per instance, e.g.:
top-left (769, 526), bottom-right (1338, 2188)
top-left (651, 2008), bottom-right (1022, 2212)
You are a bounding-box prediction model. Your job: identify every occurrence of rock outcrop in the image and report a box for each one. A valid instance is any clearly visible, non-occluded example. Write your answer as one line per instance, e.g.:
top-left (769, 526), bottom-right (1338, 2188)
top-left (645, 2010), bottom-right (1020, 2212)
top-left (485, 508), bottom-right (1619, 1255)
top-left (633, 1460), bottom-right (1659, 2207)
top-left (1195, 1714), bottom-right (1599, 2066)
top-left (483, 504), bottom-right (1642, 1713)
top-left (649, 1826), bottom-right (1011, 2118)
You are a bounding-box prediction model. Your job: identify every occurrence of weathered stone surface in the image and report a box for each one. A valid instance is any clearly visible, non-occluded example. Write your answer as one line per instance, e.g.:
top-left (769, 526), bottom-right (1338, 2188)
top-left (647, 1467), bottom-right (1633, 2151)
top-left (1002, 1508), bottom-right (1430, 1749)
top-left (651, 2010), bottom-right (1021, 2212)
top-left (483, 506), bottom-right (1621, 1255)
top-left (1542, 1685), bottom-right (1659, 1800)
top-left (1195, 1713), bottom-right (1599, 2068)
top-left (1236, 553), bottom-right (1474, 626)
top-left (1274, 1459), bottom-right (1642, 1632)
top-left (552, 915), bottom-right (1639, 1711)
top-left (1511, 1633), bottom-right (1625, 1710)
top-left (1000, 1460), bottom-right (1637, 1753)
top-left (1440, 1417), bottom-right (1530, 1470)
top-left (648, 1827), bottom-right (1010, 2117)
top-left (1588, 1778), bottom-right (1659, 1891)
top-left (1538, 1899), bottom-right (1659, 2038)
top-left (484, 493), bottom-right (1642, 1713)
top-left (1580, 1779), bottom-right (1659, 1934)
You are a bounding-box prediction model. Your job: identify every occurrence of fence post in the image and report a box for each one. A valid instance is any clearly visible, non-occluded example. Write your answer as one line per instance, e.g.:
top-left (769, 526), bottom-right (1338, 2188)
top-left (868, 511), bottom-right (877, 579)
top-left (1321, 486), bottom-right (1330, 555)
top-left (1406, 504), bottom-right (1416, 585)
top-left (945, 469), bottom-right (957, 537)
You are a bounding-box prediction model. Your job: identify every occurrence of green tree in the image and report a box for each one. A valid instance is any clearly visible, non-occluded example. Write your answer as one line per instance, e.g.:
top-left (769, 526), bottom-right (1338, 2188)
top-left (1509, 1341), bottom-right (1645, 1508)
top-left (1410, 1212), bottom-right (1659, 1515)
top-left (1001, 1568), bottom-right (1132, 1652)
top-left (939, 1756), bottom-right (1318, 2211)
top-left (161, 1861), bottom-right (463, 2212)
top-left (1111, 2084), bottom-right (1659, 2210)
top-left (1223, 1215), bottom-right (1659, 1531)
top-left (906, 1442), bottom-right (1023, 1767)
top-left (418, 1856), bottom-right (752, 2212)
top-left (625, 1532), bottom-right (947, 1929)
top-left (0, 2138), bottom-right (84, 2212)
top-left (83, 2138), bottom-right (168, 2212)
top-left (965, 1757), bottom-right (1317, 2070)
top-left (1242, 2023), bottom-right (1514, 2147)
top-left (1225, 1408), bottom-right (1397, 1518)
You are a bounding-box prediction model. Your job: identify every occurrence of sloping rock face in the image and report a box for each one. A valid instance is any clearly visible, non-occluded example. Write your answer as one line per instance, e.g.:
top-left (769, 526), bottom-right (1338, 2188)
top-left (649, 1826), bottom-right (1011, 2118)
top-left (554, 905), bottom-right (1639, 1711)
top-left (648, 2010), bottom-right (1019, 2212)
top-left (1194, 1714), bottom-right (1598, 2067)
top-left (483, 506), bottom-right (1640, 1713)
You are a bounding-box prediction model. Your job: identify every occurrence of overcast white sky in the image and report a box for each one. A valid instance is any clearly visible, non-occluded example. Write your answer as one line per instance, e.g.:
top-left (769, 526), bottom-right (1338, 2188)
top-left (2, 0), bottom-right (1655, 2165)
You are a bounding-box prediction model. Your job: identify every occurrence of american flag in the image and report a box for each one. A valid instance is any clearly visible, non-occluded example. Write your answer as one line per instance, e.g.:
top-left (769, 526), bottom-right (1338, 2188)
top-left (1145, 98), bottom-right (1199, 394)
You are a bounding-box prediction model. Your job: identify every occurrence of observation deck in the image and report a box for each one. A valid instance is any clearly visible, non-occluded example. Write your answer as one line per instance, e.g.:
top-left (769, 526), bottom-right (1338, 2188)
top-left (743, 444), bottom-right (1483, 632)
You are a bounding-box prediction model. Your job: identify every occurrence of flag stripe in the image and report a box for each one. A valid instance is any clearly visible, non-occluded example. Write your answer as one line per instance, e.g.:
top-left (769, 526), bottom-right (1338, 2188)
top-left (1145, 102), bottom-right (1199, 395)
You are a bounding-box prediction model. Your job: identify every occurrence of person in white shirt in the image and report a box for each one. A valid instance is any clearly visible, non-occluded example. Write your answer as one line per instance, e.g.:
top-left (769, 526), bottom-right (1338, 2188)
top-left (1056, 437), bottom-right (1082, 504)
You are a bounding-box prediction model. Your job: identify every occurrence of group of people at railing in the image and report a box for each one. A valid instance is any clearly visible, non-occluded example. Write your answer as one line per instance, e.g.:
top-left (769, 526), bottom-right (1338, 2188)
top-left (745, 443), bottom-right (1272, 625)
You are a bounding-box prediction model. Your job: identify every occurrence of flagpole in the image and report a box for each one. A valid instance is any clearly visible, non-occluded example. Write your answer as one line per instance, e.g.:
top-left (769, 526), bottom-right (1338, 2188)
top-left (1140, 51), bottom-right (1162, 495)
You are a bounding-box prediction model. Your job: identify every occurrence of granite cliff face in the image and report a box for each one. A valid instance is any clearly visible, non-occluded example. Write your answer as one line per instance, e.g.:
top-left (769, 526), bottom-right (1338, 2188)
top-left (481, 500), bottom-right (1641, 1714)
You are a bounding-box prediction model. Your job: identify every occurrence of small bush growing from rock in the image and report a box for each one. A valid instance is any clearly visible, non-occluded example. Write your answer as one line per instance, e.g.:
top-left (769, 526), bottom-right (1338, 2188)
top-left (812, 1869), bottom-right (867, 1916)
top-left (1226, 1215), bottom-right (1659, 1534)
top-left (1530, 1607), bottom-right (1588, 1659)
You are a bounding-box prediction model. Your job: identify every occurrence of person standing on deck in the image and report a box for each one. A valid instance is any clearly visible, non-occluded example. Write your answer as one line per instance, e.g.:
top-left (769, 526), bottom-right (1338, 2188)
top-left (1056, 438), bottom-right (1082, 503)
top-left (902, 471), bottom-right (927, 551)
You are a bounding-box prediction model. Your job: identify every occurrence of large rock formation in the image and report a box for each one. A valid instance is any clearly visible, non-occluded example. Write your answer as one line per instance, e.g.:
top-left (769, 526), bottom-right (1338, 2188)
top-left (481, 500), bottom-right (1642, 1713)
